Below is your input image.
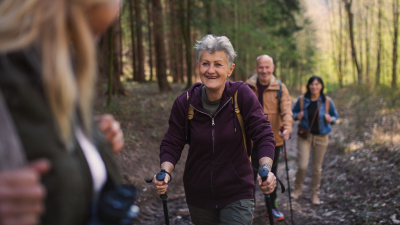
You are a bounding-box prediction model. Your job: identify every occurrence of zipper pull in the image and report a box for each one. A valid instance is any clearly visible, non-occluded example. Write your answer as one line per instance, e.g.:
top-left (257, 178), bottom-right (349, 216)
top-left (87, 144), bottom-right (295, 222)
top-left (212, 118), bottom-right (215, 126)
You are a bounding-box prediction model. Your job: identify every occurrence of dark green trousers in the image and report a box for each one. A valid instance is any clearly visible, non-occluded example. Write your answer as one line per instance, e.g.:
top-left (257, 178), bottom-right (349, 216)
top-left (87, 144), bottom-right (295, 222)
top-left (188, 199), bottom-right (254, 225)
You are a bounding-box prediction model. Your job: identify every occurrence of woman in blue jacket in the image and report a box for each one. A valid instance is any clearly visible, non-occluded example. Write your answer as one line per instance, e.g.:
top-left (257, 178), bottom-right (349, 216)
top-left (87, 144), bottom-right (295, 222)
top-left (291, 76), bottom-right (339, 205)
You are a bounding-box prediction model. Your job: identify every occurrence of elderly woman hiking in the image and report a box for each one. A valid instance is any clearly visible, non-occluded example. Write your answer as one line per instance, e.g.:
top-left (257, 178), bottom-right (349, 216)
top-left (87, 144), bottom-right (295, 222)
top-left (291, 76), bottom-right (339, 205)
top-left (152, 35), bottom-right (277, 225)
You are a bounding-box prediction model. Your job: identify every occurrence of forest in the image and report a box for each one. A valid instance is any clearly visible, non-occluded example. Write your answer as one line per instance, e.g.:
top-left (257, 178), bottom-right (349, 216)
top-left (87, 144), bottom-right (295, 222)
top-left (99, 0), bottom-right (400, 95)
top-left (95, 0), bottom-right (400, 224)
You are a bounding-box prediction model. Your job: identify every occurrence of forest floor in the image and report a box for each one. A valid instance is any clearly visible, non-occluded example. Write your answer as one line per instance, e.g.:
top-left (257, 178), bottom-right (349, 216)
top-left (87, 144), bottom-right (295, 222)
top-left (96, 82), bottom-right (400, 225)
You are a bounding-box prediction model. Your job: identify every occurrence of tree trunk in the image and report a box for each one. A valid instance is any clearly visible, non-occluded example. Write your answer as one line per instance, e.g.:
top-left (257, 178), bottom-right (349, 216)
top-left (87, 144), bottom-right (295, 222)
top-left (233, 0), bottom-right (239, 81)
top-left (170, 0), bottom-right (179, 83)
top-left (204, 0), bottom-right (212, 34)
top-left (135, 0), bottom-right (145, 82)
top-left (146, 0), bottom-right (154, 81)
top-left (343, 0), bottom-right (363, 84)
top-left (392, 0), bottom-right (399, 88)
top-left (365, 3), bottom-right (371, 87)
top-left (178, 35), bottom-right (185, 83)
top-left (376, 0), bottom-right (382, 86)
top-left (339, 1), bottom-right (343, 88)
top-left (152, 0), bottom-right (171, 92)
top-left (107, 26), bottom-right (114, 106)
top-left (328, 0), bottom-right (339, 87)
top-left (180, 0), bottom-right (193, 89)
top-left (112, 16), bottom-right (126, 95)
top-left (129, 0), bottom-right (138, 81)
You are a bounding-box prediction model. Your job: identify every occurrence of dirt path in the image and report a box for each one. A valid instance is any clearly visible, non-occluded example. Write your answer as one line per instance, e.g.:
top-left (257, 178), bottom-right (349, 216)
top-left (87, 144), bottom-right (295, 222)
top-left (101, 83), bottom-right (399, 225)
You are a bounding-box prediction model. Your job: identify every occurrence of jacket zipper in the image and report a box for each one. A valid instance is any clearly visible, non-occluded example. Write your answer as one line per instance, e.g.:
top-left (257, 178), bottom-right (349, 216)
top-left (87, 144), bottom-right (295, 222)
top-left (190, 97), bottom-right (232, 208)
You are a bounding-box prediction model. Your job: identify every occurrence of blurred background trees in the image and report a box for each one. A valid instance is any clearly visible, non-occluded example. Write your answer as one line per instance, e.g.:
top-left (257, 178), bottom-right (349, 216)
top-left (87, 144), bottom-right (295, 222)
top-left (97, 0), bottom-right (400, 97)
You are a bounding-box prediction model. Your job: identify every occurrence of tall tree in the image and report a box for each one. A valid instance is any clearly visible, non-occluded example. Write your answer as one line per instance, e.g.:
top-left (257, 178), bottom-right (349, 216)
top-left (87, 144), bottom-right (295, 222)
top-left (107, 26), bottom-right (114, 106)
top-left (152, 0), bottom-right (171, 91)
top-left (169, 0), bottom-right (181, 83)
top-left (343, 0), bottom-right (363, 84)
top-left (129, 0), bottom-right (138, 81)
top-left (204, 0), bottom-right (212, 34)
top-left (392, 0), bottom-right (399, 88)
top-left (145, 0), bottom-right (154, 81)
top-left (135, 0), bottom-right (145, 82)
top-left (339, 0), bottom-right (344, 88)
top-left (180, 0), bottom-right (193, 89)
top-left (112, 14), bottom-right (126, 95)
top-left (365, 2), bottom-right (371, 87)
top-left (376, 0), bottom-right (383, 85)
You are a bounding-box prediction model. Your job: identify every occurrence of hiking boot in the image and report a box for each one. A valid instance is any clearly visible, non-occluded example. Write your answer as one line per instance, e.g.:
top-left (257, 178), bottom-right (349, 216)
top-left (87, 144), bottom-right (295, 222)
top-left (291, 189), bottom-right (302, 199)
top-left (311, 193), bottom-right (321, 205)
top-left (264, 209), bottom-right (285, 221)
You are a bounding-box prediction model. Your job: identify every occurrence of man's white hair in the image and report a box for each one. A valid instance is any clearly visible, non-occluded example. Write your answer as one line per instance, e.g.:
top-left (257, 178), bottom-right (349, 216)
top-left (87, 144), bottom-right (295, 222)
top-left (256, 55), bottom-right (274, 65)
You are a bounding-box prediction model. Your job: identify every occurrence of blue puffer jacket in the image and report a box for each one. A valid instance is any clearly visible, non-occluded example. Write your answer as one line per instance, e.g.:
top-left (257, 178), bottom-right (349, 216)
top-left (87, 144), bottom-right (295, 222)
top-left (292, 96), bottom-right (339, 135)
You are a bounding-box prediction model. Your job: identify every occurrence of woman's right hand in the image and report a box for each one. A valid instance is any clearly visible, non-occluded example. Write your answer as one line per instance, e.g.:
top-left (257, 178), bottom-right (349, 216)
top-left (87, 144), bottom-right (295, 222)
top-left (296, 111), bottom-right (304, 120)
top-left (152, 173), bottom-right (170, 195)
top-left (0, 159), bottom-right (50, 225)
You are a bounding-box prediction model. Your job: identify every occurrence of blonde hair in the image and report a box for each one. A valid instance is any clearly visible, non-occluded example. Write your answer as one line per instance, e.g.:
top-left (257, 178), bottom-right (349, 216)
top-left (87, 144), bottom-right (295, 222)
top-left (0, 0), bottom-right (112, 146)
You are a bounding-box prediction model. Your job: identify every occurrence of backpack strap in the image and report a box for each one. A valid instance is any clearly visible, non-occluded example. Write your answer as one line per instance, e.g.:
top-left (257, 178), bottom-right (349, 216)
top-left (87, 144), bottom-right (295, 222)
top-left (325, 96), bottom-right (330, 114)
top-left (233, 90), bottom-right (250, 161)
top-left (276, 80), bottom-right (282, 110)
top-left (299, 96), bottom-right (304, 111)
top-left (299, 96), bottom-right (304, 123)
top-left (187, 91), bottom-right (194, 120)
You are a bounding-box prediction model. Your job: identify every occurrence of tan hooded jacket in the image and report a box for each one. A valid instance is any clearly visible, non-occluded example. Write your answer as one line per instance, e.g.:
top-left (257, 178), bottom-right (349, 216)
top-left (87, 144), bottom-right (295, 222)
top-left (246, 74), bottom-right (293, 146)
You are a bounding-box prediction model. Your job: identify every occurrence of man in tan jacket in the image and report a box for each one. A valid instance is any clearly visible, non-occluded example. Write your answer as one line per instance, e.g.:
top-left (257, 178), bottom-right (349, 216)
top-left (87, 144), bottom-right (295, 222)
top-left (246, 55), bottom-right (293, 221)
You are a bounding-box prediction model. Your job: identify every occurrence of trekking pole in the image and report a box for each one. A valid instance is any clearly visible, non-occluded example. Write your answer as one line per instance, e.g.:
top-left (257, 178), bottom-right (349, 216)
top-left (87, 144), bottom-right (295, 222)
top-left (155, 171), bottom-right (170, 225)
top-left (259, 168), bottom-right (274, 225)
top-left (280, 125), bottom-right (295, 225)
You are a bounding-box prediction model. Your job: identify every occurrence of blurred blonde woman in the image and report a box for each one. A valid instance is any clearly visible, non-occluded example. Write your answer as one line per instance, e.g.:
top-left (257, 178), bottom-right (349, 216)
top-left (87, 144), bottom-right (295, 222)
top-left (0, 0), bottom-right (125, 225)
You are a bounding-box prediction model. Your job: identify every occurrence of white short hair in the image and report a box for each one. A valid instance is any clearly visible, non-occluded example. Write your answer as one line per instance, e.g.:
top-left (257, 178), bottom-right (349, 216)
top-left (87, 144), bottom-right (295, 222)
top-left (194, 34), bottom-right (237, 67)
top-left (256, 55), bottom-right (274, 65)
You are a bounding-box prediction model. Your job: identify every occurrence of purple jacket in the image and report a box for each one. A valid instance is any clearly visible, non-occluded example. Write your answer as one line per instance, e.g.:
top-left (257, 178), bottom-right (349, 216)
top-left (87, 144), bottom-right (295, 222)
top-left (160, 81), bottom-right (275, 209)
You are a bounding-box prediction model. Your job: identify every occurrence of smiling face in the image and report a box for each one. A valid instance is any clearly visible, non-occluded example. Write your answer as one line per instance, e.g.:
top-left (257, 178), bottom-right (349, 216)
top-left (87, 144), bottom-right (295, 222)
top-left (198, 50), bottom-right (235, 93)
top-left (256, 56), bottom-right (275, 85)
top-left (308, 79), bottom-right (323, 96)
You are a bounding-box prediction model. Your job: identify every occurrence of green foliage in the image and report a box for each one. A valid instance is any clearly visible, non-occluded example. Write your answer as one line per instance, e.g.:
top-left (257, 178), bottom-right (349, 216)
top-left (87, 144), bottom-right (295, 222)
top-left (189, 0), bottom-right (314, 84)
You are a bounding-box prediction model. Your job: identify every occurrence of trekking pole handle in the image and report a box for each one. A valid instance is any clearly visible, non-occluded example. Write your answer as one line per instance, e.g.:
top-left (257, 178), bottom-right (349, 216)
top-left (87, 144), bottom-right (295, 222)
top-left (259, 168), bottom-right (269, 183)
top-left (156, 171), bottom-right (168, 200)
top-left (156, 171), bottom-right (166, 181)
top-left (280, 125), bottom-right (285, 133)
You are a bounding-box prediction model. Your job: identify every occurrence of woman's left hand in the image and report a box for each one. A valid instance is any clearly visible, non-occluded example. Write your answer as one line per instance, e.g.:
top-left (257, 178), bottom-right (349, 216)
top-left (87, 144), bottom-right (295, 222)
top-left (96, 114), bottom-right (125, 153)
top-left (257, 172), bottom-right (277, 195)
top-left (324, 113), bottom-right (333, 124)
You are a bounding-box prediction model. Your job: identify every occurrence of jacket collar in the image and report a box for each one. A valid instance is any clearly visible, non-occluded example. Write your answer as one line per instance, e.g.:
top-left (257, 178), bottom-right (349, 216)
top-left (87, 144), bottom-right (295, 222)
top-left (303, 96), bottom-right (323, 103)
top-left (188, 81), bottom-right (244, 112)
top-left (246, 74), bottom-right (280, 91)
